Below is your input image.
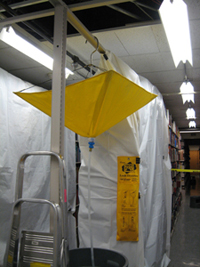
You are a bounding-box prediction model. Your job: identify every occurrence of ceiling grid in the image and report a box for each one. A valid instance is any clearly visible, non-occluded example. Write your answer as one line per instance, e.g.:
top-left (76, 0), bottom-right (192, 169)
top-left (0, 0), bottom-right (199, 132)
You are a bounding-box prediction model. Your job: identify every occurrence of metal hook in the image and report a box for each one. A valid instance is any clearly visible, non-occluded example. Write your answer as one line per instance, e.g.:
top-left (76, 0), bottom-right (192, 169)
top-left (90, 36), bottom-right (100, 68)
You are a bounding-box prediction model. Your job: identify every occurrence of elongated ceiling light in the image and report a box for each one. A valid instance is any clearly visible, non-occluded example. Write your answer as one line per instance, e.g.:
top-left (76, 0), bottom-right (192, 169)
top-left (186, 107), bottom-right (196, 120)
top-left (159, 0), bottom-right (192, 67)
top-left (180, 81), bottom-right (194, 104)
top-left (0, 27), bottom-right (73, 78)
top-left (189, 120), bottom-right (196, 128)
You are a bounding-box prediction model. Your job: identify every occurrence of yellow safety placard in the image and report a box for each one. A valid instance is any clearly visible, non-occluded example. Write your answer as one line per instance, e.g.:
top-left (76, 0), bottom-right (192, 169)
top-left (117, 156), bottom-right (139, 242)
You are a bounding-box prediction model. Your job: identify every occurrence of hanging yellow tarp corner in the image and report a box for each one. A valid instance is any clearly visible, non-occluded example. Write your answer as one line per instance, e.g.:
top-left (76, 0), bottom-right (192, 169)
top-left (15, 70), bottom-right (157, 137)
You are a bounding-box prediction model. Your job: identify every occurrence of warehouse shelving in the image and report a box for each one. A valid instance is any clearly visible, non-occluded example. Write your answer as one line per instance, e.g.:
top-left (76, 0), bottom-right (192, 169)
top-left (74, 133), bottom-right (81, 247)
top-left (167, 111), bottom-right (184, 233)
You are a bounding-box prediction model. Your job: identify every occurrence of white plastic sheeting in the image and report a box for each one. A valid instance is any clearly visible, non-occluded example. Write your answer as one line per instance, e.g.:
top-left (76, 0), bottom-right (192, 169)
top-left (138, 76), bottom-right (172, 267)
top-left (78, 52), bottom-right (171, 267)
top-left (0, 68), bottom-right (76, 265)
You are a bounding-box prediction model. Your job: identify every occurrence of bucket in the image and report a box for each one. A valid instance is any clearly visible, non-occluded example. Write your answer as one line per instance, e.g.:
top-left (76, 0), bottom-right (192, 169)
top-left (69, 248), bottom-right (128, 267)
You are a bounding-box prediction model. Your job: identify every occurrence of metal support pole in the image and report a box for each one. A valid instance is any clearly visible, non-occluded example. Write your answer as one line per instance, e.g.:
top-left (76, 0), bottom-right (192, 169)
top-left (50, 3), bottom-right (67, 230)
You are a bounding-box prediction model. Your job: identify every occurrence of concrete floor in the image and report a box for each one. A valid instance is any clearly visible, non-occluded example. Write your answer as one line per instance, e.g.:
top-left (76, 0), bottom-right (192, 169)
top-left (168, 175), bottom-right (200, 267)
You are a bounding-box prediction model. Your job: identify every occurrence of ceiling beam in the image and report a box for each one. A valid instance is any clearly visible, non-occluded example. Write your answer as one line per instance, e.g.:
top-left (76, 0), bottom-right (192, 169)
top-left (0, 3), bottom-right (107, 55)
top-left (133, 1), bottom-right (158, 12)
top-left (133, 2), bottom-right (154, 20)
top-left (0, 8), bottom-right (54, 28)
top-left (0, 0), bottom-right (130, 13)
top-left (0, 0), bottom-right (48, 12)
top-left (69, 0), bottom-right (131, 11)
top-left (108, 4), bottom-right (142, 20)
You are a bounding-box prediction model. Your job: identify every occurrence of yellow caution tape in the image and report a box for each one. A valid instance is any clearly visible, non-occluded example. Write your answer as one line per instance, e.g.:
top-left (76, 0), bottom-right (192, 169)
top-left (171, 169), bottom-right (200, 173)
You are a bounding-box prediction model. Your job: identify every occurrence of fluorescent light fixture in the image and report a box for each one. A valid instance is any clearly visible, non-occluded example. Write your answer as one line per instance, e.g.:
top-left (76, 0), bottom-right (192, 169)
top-left (189, 120), bottom-right (196, 128)
top-left (0, 27), bottom-right (73, 78)
top-left (159, 0), bottom-right (192, 67)
top-left (180, 81), bottom-right (194, 104)
top-left (180, 131), bottom-right (200, 133)
top-left (186, 107), bottom-right (196, 119)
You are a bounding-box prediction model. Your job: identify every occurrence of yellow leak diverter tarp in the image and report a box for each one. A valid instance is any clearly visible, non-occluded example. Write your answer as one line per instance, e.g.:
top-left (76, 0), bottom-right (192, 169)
top-left (15, 70), bottom-right (157, 137)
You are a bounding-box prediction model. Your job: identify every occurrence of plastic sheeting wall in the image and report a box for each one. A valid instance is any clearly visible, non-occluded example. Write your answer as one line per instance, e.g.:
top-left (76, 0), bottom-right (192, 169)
top-left (138, 76), bottom-right (171, 267)
top-left (0, 68), bottom-right (76, 265)
top-left (78, 52), bottom-right (171, 267)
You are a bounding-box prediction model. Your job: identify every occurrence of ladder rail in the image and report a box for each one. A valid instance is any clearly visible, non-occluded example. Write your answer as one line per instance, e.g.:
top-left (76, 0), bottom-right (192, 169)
top-left (10, 198), bottom-right (61, 267)
top-left (4, 151), bottom-right (69, 267)
top-left (16, 151), bottom-right (68, 240)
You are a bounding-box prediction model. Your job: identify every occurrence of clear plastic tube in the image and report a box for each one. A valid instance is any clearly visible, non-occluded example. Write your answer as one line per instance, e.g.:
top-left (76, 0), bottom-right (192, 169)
top-left (88, 150), bottom-right (95, 267)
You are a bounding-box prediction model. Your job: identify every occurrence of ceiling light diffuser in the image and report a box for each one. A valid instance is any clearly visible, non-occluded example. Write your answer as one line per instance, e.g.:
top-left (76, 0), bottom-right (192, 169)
top-left (159, 0), bottom-right (193, 67)
top-left (180, 81), bottom-right (194, 104)
top-left (0, 27), bottom-right (73, 78)
top-left (189, 121), bottom-right (196, 128)
top-left (186, 107), bottom-right (196, 120)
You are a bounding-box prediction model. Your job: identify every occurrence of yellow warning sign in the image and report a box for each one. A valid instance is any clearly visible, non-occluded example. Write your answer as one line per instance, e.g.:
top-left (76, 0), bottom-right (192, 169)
top-left (30, 263), bottom-right (51, 267)
top-left (7, 255), bottom-right (13, 264)
top-left (171, 168), bottom-right (200, 173)
top-left (117, 156), bottom-right (139, 242)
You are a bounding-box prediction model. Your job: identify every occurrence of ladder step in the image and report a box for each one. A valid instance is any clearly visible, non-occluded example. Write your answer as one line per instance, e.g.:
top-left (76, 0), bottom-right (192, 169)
top-left (23, 256), bottom-right (53, 265)
top-left (19, 231), bottom-right (54, 267)
top-left (24, 245), bottom-right (53, 254)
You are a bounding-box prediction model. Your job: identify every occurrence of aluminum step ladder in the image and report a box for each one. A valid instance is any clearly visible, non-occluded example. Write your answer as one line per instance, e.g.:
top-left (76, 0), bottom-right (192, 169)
top-left (4, 151), bottom-right (68, 267)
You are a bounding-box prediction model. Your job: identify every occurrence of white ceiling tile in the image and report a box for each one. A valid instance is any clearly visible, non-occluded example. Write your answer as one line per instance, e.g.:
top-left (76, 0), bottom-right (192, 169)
top-left (139, 69), bottom-right (184, 86)
top-left (191, 67), bottom-right (200, 81)
top-left (190, 20), bottom-right (200, 50)
top-left (186, 0), bottom-right (200, 20)
top-left (151, 24), bottom-right (170, 52)
top-left (114, 26), bottom-right (160, 55)
top-left (94, 31), bottom-right (129, 57)
top-left (66, 30), bottom-right (129, 65)
top-left (192, 80), bottom-right (200, 91)
top-left (0, 41), bottom-right (8, 49)
top-left (164, 95), bottom-right (183, 106)
top-left (155, 81), bottom-right (181, 94)
top-left (119, 51), bottom-right (175, 74)
top-left (193, 49), bottom-right (200, 68)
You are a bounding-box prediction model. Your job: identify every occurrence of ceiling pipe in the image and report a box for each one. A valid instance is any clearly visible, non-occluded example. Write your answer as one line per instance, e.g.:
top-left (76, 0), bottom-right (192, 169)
top-left (66, 7), bottom-right (107, 56)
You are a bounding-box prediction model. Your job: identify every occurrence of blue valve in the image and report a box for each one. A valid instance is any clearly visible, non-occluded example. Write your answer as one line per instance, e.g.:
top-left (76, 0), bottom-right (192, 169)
top-left (88, 138), bottom-right (95, 151)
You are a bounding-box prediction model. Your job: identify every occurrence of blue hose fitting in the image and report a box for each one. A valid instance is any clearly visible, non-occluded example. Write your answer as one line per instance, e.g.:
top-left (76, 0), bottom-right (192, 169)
top-left (88, 138), bottom-right (95, 151)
